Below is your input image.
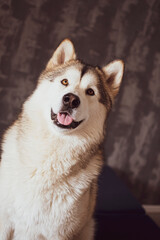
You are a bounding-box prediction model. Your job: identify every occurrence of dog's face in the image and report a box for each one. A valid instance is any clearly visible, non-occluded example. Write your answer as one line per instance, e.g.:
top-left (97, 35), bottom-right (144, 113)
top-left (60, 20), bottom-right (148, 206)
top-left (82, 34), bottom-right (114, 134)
top-left (31, 39), bottom-right (124, 136)
top-left (48, 65), bottom-right (103, 131)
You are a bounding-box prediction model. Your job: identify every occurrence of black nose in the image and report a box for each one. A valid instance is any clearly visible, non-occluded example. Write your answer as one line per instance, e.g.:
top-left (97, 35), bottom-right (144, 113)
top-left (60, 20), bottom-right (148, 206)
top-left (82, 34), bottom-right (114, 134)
top-left (63, 93), bottom-right (80, 109)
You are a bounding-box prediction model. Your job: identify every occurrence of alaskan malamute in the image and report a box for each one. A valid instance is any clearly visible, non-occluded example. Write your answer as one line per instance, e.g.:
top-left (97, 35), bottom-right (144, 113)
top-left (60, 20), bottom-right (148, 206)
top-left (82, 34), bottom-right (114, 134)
top-left (0, 39), bottom-right (124, 240)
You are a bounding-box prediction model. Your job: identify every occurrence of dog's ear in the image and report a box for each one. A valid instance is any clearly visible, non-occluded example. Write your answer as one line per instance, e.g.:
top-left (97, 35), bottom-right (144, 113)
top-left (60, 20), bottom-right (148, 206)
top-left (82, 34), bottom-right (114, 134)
top-left (46, 39), bottom-right (76, 68)
top-left (103, 60), bottom-right (124, 97)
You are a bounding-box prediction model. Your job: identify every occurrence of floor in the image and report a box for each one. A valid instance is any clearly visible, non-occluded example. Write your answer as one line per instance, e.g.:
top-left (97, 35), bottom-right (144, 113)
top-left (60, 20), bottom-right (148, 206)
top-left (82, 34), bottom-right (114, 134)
top-left (143, 205), bottom-right (160, 227)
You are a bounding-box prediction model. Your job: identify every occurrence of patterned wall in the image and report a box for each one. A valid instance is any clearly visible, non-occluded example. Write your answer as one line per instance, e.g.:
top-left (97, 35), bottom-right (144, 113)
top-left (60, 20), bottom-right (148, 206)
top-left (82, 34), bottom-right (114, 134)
top-left (0, 0), bottom-right (160, 204)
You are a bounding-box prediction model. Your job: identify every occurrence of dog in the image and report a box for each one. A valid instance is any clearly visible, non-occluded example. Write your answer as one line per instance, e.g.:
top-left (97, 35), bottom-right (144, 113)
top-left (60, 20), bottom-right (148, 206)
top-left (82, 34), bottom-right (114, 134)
top-left (0, 39), bottom-right (124, 240)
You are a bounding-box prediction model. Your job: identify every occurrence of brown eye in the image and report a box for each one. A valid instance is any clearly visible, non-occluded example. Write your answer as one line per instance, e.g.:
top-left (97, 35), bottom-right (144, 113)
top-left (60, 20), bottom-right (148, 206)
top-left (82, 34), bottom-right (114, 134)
top-left (86, 88), bottom-right (95, 96)
top-left (61, 79), bottom-right (69, 86)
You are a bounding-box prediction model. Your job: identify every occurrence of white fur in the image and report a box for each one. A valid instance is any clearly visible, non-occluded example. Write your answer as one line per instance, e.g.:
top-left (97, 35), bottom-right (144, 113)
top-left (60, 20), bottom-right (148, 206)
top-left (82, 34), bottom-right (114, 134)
top-left (0, 39), bottom-right (124, 240)
top-left (0, 68), bottom-right (106, 240)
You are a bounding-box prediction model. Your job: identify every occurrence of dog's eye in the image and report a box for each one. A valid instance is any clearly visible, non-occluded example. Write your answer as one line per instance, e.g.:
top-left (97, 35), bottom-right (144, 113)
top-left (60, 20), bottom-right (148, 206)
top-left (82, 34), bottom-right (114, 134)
top-left (86, 88), bottom-right (95, 96)
top-left (61, 79), bottom-right (69, 86)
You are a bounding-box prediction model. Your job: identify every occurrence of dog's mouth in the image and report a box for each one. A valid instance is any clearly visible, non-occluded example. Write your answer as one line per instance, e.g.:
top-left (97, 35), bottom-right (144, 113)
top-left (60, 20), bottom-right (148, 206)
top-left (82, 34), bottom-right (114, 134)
top-left (51, 109), bottom-right (83, 129)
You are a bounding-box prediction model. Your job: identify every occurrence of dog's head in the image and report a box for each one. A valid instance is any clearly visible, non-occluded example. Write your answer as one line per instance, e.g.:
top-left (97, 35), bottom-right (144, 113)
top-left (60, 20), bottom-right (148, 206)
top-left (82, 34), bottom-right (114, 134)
top-left (28, 39), bottom-right (124, 137)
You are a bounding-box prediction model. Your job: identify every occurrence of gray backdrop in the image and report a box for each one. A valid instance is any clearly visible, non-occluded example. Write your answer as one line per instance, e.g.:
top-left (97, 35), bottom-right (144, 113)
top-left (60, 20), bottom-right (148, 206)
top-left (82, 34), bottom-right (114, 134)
top-left (0, 0), bottom-right (160, 204)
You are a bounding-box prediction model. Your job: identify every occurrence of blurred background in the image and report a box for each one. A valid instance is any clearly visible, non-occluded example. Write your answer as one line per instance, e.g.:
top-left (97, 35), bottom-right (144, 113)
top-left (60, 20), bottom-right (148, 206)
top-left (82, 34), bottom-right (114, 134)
top-left (0, 0), bottom-right (160, 205)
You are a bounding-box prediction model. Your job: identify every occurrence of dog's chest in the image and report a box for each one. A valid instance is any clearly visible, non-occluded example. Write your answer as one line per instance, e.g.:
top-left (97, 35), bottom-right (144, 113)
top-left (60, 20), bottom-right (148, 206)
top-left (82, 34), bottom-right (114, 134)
top-left (12, 160), bottom-right (92, 238)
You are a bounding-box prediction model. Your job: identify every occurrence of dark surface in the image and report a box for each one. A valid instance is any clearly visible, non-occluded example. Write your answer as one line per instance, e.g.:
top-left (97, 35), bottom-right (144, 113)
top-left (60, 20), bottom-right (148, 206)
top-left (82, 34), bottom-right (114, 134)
top-left (96, 166), bottom-right (144, 214)
top-left (95, 166), bottom-right (160, 240)
top-left (95, 213), bottom-right (160, 240)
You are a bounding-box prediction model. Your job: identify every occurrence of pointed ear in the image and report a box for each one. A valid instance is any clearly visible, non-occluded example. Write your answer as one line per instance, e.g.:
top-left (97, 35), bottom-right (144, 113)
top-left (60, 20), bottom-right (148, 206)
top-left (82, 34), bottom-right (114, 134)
top-left (46, 39), bottom-right (76, 68)
top-left (103, 60), bottom-right (124, 97)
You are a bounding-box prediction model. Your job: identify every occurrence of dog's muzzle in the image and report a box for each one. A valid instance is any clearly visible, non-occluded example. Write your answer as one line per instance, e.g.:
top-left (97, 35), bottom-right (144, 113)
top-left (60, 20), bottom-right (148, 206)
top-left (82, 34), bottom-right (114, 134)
top-left (51, 93), bottom-right (83, 129)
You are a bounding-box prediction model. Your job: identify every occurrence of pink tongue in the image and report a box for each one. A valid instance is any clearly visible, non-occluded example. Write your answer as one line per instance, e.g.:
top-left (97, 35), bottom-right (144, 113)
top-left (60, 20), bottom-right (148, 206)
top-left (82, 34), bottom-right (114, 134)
top-left (57, 113), bottom-right (73, 126)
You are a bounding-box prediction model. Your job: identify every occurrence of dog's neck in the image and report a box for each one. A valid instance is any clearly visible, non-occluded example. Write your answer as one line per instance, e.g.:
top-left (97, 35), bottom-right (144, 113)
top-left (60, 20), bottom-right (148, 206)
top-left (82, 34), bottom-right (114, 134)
top-left (16, 110), bottom-right (102, 181)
